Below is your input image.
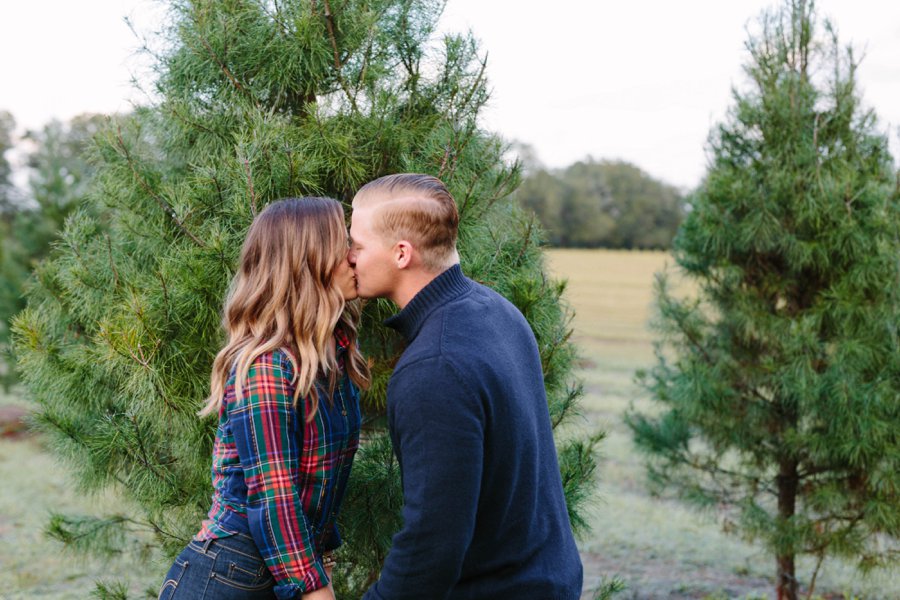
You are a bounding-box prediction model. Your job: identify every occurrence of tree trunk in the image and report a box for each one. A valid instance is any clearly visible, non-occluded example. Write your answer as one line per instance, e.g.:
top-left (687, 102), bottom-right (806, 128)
top-left (776, 458), bottom-right (799, 600)
top-left (776, 552), bottom-right (797, 600)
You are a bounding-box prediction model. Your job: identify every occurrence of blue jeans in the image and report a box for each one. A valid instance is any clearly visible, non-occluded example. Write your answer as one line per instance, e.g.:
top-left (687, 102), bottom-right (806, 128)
top-left (158, 532), bottom-right (276, 599)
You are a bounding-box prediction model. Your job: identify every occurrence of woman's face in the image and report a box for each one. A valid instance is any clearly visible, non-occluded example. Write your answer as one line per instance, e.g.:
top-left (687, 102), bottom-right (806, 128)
top-left (334, 246), bottom-right (358, 301)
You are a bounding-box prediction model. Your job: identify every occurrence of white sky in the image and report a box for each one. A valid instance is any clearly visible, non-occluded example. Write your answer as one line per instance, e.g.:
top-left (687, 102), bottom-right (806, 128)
top-left (2, 0), bottom-right (899, 190)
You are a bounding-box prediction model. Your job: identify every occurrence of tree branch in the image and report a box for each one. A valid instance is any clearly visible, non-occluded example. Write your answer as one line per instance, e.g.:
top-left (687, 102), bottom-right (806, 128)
top-left (114, 123), bottom-right (207, 247)
top-left (197, 35), bottom-right (248, 98)
top-left (243, 158), bottom-right (258, 216)
top-left (458, 52), bottom-right (488, 114)
top-left (322, 0), bottom-right (358, 110)
top-left (105, 234), bottom-right (120, 290)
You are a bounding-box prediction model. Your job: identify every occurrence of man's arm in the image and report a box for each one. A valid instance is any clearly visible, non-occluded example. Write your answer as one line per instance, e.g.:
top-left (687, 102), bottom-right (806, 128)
top-left (363, 357), bottom-right (485, 600)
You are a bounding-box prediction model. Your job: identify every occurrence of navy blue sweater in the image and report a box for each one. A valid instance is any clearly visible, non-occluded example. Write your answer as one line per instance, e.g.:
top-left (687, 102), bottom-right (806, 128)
top-left (362, 265), bottom-right (583, 600)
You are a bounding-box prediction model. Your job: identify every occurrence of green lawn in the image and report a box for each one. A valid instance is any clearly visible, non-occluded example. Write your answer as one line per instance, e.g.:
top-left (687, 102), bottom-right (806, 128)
top-left (0, 389), bottom-right (163, 599)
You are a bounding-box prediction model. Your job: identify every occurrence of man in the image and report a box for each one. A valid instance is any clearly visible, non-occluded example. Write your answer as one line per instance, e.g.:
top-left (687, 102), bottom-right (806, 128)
top-left (349, 173), bottom-right (583, 599)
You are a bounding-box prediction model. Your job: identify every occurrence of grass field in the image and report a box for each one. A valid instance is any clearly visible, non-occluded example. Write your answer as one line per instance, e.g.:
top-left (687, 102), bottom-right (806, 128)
top-left (546, 248), bottom-right (899, 600)
top-left (0, 391), bottom-right (163, 599)
top-left (0, 249), bottom-right (897, 599)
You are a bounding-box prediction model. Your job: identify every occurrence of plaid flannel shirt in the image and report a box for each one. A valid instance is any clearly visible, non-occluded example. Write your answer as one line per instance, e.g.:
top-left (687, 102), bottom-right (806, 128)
top-left (196, 331), bottom-right (360, 598)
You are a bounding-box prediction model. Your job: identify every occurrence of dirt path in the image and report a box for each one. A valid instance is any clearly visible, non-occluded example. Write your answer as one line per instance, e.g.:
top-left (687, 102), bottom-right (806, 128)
top-left (0, 404), bottom-right (29, 439)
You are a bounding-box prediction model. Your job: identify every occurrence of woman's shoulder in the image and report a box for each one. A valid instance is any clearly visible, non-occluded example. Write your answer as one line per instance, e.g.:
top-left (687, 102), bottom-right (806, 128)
top-left (226, 348), bottom-right (297, 384)
top-left (221, 349), bottom-right (298, 410)
top-left (250, 348), bottom-right (297, 378)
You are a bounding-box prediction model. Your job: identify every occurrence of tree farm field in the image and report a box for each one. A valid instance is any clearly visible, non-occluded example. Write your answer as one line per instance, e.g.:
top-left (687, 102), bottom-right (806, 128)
top-left (0, 390), bottom-right (164, 599)
top-left (546, 249), bottom-right (899, 600)
top-left (0, 249), bottom-right (897, 599)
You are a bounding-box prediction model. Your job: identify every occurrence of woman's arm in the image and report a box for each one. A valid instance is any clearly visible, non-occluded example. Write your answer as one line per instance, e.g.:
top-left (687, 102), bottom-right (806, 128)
top-left (303, 586), bottom-right (335, 600)
top-left (230, 351), bottom-right (331, 598)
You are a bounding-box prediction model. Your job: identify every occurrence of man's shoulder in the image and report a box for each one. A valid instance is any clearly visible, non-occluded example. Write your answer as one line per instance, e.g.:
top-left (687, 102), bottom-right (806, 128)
top-left (391, 334), bottom-right (455, 383)
top-left (391, 276), bottom-right (529, 371)
top-left (388, 310), bottom-right (467, 392)
top-left (455, 278), bottom-right (524, 316)
top-left (444, 280), bottom-right (533, 340)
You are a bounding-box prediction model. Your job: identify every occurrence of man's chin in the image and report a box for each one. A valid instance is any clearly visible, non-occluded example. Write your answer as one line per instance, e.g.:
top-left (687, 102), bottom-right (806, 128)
top-left (352, 279), bottom-right (381, 300)
top-left (356, 288), bottom-right (381, 300)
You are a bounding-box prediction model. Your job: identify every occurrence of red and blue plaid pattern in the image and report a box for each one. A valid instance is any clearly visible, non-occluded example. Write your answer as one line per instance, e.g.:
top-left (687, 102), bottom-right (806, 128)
top-left (196, 332), bottom-right (360, 597)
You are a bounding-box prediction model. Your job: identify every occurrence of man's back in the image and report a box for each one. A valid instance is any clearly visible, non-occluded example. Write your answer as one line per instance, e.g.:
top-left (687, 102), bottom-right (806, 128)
top-left (366, 265), bottom-right (583, 600)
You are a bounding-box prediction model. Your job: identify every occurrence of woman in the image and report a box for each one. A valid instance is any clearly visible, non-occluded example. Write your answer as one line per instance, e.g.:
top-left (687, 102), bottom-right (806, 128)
top-left (158, 197), bottom-right (370, 600)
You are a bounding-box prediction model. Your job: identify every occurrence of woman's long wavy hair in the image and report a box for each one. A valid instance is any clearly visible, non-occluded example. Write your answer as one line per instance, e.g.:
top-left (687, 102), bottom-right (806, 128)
top-left (199, 197), bottom-right (369, 420)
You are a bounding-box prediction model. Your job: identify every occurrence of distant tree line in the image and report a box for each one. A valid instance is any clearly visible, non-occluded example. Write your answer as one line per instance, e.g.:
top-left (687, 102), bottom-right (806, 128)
top-left (513, 157), bottom-right (685, 249)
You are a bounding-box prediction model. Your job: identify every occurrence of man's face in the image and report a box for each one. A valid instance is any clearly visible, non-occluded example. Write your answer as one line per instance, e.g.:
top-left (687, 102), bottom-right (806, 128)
top-left (348, 206), bottom-right (397, 300)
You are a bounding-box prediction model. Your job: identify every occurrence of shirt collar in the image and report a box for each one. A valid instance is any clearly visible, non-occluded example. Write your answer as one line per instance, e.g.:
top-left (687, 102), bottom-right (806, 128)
top-left (384, 264), bottom-right (472, 341)
top-left (335, 327), bottom-right (351, 351)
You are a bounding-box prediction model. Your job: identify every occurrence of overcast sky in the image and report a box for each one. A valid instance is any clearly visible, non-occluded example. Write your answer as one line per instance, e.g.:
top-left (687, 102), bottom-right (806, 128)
top-left (2, 0), bottom-right (899, 190)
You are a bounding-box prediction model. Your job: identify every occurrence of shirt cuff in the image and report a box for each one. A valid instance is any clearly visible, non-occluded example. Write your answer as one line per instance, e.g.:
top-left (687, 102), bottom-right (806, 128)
top-left (273, 561), bottom-right (329, 599)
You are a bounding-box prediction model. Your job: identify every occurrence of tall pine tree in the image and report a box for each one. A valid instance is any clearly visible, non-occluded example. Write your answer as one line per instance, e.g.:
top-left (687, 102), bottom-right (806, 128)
top-left (12, 1), bottom-right (597, 597)
top-left (628, 2), bottom-right (900, 598)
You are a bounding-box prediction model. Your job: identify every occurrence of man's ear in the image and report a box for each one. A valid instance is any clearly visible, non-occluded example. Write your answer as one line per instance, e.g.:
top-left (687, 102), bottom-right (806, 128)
top-left (395, 240), bottom-right (414, 269)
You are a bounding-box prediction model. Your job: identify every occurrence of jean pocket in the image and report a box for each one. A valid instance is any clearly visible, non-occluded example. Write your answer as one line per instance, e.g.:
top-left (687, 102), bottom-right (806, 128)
top-left (210, 537), bottom-right (274, 592)
top-left (157, 557), bottom-right (189, 600)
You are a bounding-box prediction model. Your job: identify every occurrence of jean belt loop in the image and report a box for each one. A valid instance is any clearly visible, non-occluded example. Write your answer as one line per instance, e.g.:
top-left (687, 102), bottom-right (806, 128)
top-left (202, 538), bottom-right (214, 553)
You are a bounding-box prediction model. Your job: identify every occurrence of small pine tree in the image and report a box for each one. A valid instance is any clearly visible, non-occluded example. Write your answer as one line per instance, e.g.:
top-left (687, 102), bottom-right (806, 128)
top-left (628, 2), bottom-right (900, 599)
top-left (12, 1), bottom-right (598, 597)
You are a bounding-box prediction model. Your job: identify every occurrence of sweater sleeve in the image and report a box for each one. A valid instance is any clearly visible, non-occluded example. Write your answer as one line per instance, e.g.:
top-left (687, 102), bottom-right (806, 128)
top-left (363, 357), bottom-right (484, 600)
top-left (229, 351), bottom-right (329, 598)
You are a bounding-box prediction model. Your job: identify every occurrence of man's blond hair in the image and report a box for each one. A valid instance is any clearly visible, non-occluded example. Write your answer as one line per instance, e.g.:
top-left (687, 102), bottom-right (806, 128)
top-left (352, 174), bottom-right (459, 271)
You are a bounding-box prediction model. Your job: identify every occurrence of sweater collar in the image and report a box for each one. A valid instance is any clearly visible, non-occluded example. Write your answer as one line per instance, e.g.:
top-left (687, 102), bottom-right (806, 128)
top-left (384, 264), bottom-right (472, 341)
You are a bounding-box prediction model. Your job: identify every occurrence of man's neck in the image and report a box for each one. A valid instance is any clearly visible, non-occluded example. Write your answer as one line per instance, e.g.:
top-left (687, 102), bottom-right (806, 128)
top-left (392, 264), bottom-right (455, 309)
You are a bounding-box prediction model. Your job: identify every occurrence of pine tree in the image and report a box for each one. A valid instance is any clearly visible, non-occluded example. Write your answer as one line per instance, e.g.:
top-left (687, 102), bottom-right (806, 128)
top-left (627, 2), bottom-right (900, 598)
top-left (0, 109), bottom-right (21, 382)
top-left (12, 1), bottom-right (598, 597)
top-left (0, 114), bottom-right (105, 387)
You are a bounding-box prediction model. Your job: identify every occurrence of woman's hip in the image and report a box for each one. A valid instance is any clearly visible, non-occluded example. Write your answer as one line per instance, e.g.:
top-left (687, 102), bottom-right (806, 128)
top-left (157, 532), bottom-right (275, 600)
